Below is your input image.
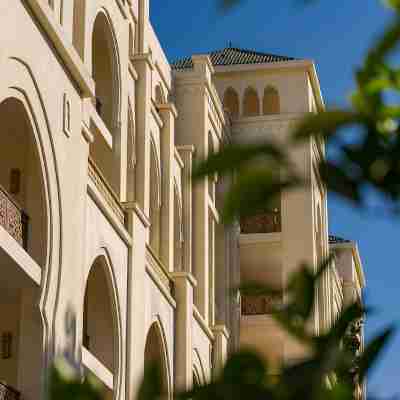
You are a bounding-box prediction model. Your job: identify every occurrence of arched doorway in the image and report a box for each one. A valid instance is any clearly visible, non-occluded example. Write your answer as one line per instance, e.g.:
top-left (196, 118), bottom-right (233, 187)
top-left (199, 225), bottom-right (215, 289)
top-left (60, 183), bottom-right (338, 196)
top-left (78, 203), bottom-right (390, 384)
top-left (90, 12), bottom-right (121, 197)
top-left (92, 12), bottom-right (118, 132)
top-left (144, 322), bottom-right (170, 398)
top-left (0, 97), bottom-right (46, 400)
top-left (83, 255), bottom-right (119, 400)
top-left (0, 98), bottom-right (47, 266)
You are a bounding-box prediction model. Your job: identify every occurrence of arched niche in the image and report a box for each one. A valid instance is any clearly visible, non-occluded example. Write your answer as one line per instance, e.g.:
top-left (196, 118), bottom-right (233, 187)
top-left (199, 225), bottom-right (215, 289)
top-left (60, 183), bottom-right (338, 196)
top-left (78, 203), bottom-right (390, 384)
top-left (149, 139), bottom-right (161, 256)
top-left (223, 87), bottom-right (239, 119)
top-left (242, 87), bottom-right (260, 117)
top-left (0, 97), bottom-right (47, 267)
top-left (263, 86), bottom-right (280, 115)
top-left (144, 321), bottom-right (170, 398)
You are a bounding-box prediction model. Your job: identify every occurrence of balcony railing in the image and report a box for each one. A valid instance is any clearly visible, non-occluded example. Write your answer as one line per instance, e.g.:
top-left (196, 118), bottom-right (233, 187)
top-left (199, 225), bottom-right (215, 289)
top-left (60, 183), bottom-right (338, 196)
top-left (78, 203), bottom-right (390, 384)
top-left (0, 382), bottom-right (20, 400)
top-left (88, 157), bottom-right (125, 225)
top-left (0, 184), bottom-right (29, 250)
top-left (240, 209), bottom-right (281, 234)
top-left (241, 294), bottom-right (282, 316)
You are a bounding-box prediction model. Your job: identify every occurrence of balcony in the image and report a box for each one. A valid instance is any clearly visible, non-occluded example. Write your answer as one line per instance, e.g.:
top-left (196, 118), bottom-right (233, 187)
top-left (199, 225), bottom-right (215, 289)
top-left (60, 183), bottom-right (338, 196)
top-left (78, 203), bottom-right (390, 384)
top-left (0, 184), bottom-right (29, 250)
top-left (88, 157), bottom-right (125, 225)
top-left (241, 209), bottom-right (281, 234)
top-left (0, 382), bottom-right (20, 400)
top-left (241, 294), bottom-right (282, 316)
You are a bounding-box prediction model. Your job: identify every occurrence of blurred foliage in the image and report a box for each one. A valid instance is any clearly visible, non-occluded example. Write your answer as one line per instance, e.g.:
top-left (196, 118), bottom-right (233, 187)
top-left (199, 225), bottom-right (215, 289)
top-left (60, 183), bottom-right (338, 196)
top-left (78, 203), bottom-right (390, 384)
top-left (50, 1), bottom-right (400, 400)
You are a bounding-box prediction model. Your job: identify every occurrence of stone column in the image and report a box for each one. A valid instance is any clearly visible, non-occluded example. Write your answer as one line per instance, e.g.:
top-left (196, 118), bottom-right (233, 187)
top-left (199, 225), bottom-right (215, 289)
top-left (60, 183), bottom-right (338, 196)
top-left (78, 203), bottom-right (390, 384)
top-left (211, 325), bottom-right (229, 379)
top-left (177, 146), bottom-right (195, 274)
top-left (124, 204), bottom-right (150, 400)
top-left (171, 272), bottom-right (197, 391)
top-left (159, 103), bottom-right (178, 272)
top-left (132, 53), bottom-right (153, 217)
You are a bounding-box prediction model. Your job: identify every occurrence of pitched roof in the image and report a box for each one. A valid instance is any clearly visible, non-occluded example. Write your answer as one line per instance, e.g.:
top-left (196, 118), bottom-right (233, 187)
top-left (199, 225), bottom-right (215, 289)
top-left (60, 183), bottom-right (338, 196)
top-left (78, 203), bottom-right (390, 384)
top-left (172, 47), bottom-right (297, 70)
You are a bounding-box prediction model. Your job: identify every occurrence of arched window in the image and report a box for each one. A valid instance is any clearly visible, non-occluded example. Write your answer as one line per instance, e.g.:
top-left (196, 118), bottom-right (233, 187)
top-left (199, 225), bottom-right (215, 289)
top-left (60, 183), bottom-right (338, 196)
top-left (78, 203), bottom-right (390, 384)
top-left (263, 86), bottom-right (280, 115)
top-left (144, 323), bottom-right (170, 398)
top-left (149, 140), bottom-right (161, 256)
top-left (242, 87), bottom-right (260, 117)
top-left (92, 12), bottom-right (119, 133)
top-left (223, 87), bottom-right (239, 119)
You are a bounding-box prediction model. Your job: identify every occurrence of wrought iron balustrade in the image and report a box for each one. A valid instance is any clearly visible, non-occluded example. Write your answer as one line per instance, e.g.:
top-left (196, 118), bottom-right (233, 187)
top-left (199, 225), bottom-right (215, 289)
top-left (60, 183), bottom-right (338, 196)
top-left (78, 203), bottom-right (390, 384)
top-left (0, 382), bottom-right (20, 400)
top-left (240, 209), bottom-right (281, 234)
top-left (241, 294), bottom-right (282, 316)
top-left (0, 184), bottom-right (29, 250)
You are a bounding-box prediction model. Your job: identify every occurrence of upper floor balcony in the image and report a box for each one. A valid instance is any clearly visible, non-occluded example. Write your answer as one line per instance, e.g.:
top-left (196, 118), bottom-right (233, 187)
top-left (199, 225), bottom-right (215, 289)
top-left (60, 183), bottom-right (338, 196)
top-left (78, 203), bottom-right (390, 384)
top-left (0, 184), bottom-right (29, 251)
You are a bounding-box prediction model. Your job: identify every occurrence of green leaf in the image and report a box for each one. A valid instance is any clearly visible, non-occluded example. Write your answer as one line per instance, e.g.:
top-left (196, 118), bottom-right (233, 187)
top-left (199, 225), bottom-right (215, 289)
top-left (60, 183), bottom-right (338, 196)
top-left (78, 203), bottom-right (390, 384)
top-left (319, 161), bottom-right (362, 203)
top-left (222, 350), bottom-right (267, 385)
top-left (137, 362), bottom-right (163, 400)
top-left (221, 167), bottom-right (301, 223)
top-left (357, 326), bottom-right (395, 381)
top-left (193, 142), bottom-right (288, 180)
top-left (291, 110), bottom-right (363, 143)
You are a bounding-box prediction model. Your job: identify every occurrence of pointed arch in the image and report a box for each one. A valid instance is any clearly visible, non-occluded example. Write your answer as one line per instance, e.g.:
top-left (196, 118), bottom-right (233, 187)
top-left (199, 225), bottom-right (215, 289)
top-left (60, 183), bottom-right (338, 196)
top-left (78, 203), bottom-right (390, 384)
top-left (83, 251), bottom-right (122, 382)
top-left (144, 320), bottom-right (171, 399)
top-left (0, 58), bottom-right (64, 400)
top-left (243, 87), bottom-right (260, 117)
top-left (223, 87), bottom-right (239, 119)
top-left (91, 10), bottom-right (121, 133)
top-left (263, 86), bottom-right (280, 115)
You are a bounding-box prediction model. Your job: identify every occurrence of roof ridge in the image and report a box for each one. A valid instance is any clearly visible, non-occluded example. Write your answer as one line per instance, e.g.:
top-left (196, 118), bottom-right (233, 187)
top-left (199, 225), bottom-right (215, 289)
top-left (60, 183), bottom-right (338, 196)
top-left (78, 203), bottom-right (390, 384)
top-left (171, 46), bottom-right (297, 70)
top-left (220, 46), bottom-right (295, 59)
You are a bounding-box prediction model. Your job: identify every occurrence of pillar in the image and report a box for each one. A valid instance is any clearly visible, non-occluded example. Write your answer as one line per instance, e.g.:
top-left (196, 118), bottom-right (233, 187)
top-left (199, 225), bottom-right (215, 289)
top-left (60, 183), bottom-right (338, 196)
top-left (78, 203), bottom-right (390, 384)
top-left (171, 272), bottom-right (196, 391)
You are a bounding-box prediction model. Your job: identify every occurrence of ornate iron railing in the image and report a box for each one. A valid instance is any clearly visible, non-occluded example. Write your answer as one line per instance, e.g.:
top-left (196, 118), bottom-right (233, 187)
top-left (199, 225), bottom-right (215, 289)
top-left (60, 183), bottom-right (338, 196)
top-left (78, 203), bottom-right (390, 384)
top-left (241, 294), bottom-right (282, 316)
top-left (88, 158), bottom-right (125, 225)
top-left (240, 209), bottom-right (281, 234)
top-left (0, 382), bottom-right (20, 400)
top-left (0, 184), bottom-right (29, 250)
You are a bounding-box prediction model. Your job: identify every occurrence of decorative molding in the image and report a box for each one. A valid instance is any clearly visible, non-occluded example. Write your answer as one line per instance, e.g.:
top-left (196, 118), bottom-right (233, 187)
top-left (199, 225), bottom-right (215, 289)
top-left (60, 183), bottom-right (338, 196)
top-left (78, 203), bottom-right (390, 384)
top-left (193, 306), bottom-right (215, 341)
top-left (62, 93), bottom-right (71, 137)
top-left (24, 0), bottom-right (95, 97)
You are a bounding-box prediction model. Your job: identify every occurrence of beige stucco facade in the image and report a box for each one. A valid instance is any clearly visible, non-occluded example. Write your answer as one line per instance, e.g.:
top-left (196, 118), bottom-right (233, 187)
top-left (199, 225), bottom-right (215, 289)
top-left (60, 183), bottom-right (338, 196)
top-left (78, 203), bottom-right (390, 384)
top-left (0, 1), bottom-right (365, 400)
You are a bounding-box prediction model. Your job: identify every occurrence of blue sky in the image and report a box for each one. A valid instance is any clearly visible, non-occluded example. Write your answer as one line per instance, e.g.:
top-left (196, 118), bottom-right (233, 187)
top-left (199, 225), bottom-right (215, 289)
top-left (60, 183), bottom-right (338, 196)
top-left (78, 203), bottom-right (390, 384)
top-left (150, 0), bottom-right (399, 396)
